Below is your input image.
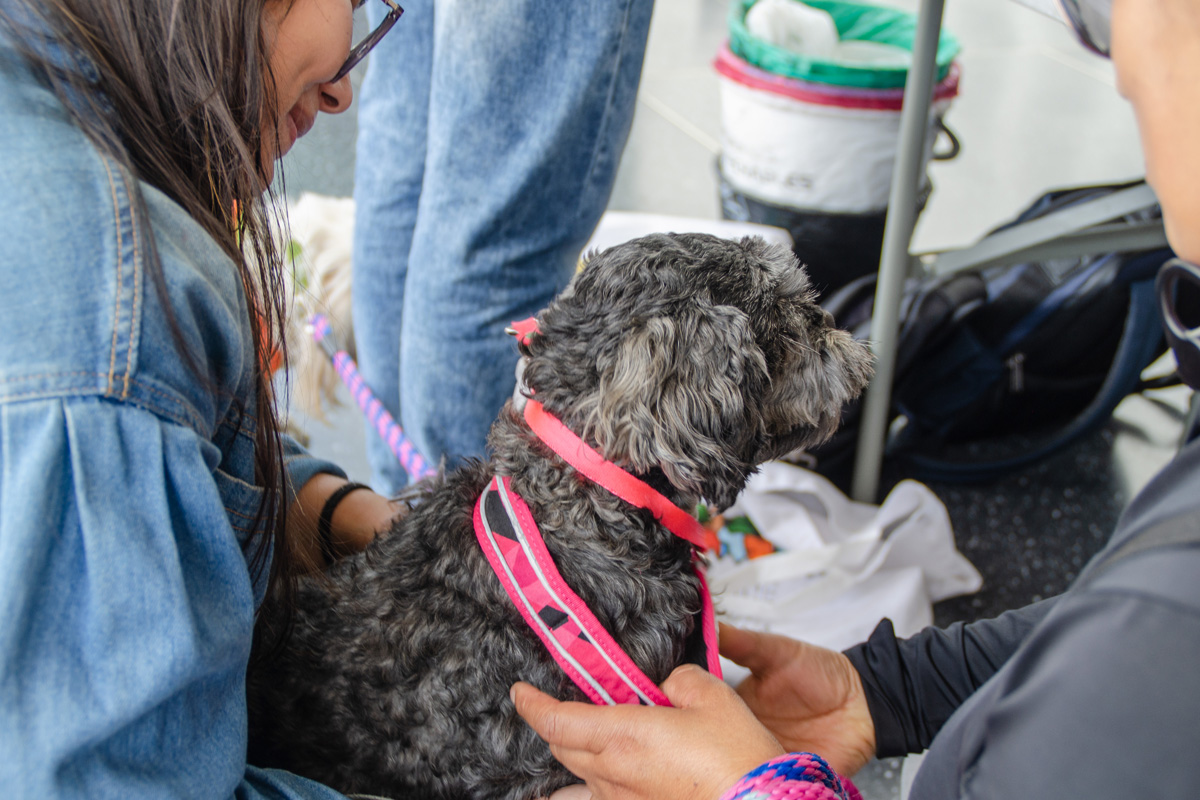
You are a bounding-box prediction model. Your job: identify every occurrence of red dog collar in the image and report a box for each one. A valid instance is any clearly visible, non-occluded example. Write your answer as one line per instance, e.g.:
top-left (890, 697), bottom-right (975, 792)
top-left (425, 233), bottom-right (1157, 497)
top-left (522, 399), bottom-right (710, 550)
top-left (473, 380), bottom-right (721, 705)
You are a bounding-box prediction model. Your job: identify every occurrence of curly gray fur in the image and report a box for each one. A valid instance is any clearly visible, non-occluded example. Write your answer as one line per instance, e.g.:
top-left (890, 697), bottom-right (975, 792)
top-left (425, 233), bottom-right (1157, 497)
top-left (246, 233), bottom-right (873, 800)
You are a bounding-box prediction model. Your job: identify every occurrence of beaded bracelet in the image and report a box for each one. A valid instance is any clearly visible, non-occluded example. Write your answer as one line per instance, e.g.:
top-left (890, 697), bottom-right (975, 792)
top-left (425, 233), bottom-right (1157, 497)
top-left (317, 481), bottom-right (372, 564)
top-left (718, 753), bottom-right (862, 800)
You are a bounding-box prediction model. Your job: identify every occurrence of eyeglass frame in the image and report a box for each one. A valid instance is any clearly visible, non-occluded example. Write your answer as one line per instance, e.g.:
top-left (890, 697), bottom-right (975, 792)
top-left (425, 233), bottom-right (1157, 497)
top-left (331, 0), bottom-right (404, 83)
top-left (1057, 0), bottom-right (1112, 58)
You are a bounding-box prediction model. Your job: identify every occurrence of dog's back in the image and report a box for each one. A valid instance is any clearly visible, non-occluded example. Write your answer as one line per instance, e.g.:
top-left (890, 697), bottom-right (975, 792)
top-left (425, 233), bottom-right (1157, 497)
top-left (249, 444), bottom-right (699, 799)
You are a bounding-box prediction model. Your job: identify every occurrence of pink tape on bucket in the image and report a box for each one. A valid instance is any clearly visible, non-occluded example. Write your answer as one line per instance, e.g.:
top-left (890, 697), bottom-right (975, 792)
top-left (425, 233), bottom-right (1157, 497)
top-left (713, 42), bottom-right (960, 111)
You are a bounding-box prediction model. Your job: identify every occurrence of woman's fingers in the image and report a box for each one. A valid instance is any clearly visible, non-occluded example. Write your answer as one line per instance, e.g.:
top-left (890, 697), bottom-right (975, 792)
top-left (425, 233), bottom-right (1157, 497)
top-left (660, 662), bottom-right (730, 706)
top-left (719, 623), bottom-right (800, 675)
top-left (510, 682), bottom-right (617, 754)
top-left (512, 666), bottom-right (783, 800)
top-left (717, 622), bottom-right (765, 667)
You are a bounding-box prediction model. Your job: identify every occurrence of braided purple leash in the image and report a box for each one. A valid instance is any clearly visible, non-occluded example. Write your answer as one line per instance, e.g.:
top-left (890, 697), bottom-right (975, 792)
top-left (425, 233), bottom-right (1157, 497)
top-left (308, 313), bottom-right (437, 482)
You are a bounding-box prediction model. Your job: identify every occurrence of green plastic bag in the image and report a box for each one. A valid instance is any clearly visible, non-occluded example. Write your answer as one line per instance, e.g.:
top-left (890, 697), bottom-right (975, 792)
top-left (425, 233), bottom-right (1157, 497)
top-left (728, 0), bottom-right (960, 90)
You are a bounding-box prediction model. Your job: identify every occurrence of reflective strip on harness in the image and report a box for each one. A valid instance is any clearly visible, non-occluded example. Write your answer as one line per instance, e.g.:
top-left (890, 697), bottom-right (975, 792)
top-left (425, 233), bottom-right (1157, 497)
top-left (474, 476), bottom-right (671, 706)
top-left (521, 399), bottom-right (722, 678)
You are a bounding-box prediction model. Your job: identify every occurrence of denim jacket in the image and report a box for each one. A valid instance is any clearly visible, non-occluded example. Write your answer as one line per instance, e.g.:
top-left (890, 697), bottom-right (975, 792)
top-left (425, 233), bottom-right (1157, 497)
top-left (0, 28), bottom-right (352, 800)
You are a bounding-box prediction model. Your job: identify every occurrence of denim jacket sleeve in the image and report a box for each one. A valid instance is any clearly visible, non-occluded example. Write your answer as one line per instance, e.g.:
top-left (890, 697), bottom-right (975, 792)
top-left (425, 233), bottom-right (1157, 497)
top-left (0, 35), bottom-right (349, 800)
top-left (0, 398), bottom-right (347, 800)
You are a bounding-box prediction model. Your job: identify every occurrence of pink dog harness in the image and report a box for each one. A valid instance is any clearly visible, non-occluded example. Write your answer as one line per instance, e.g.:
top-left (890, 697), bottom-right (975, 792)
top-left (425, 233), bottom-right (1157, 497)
top-left (473, 397), bottom-right (721, 706)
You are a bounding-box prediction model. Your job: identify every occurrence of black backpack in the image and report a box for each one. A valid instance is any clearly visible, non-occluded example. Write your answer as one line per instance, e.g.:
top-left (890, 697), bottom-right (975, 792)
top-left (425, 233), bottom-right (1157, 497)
top-left (803, 182), bottom-right (1178, 488)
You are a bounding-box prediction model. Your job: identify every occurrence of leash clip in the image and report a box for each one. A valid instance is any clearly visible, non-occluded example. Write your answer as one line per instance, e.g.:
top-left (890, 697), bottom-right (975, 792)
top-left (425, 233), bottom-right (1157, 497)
top-left (506, 317), bottom-right (541, 347)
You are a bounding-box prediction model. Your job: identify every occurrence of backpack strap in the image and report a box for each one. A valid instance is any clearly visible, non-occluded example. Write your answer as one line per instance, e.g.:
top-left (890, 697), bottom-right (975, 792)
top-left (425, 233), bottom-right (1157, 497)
top-left (899, 254), bottom-right (1169, 484)
top-left (1073, 509), bottom-right (1200, 590)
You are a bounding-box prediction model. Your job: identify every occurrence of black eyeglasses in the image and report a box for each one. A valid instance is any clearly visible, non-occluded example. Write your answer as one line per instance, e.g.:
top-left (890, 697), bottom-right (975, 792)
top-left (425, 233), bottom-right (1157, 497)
top-left (1058, 0), bottom-right (1112, 58)
top-left (331, 0), bottom-right (404, 83)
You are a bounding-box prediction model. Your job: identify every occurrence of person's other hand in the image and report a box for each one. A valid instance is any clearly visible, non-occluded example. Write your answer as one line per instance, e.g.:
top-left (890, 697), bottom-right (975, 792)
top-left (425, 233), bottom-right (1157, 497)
top-left (720, 623), bottom-right (875, 776)
top-left (512, 664), bottom-right (784, 800)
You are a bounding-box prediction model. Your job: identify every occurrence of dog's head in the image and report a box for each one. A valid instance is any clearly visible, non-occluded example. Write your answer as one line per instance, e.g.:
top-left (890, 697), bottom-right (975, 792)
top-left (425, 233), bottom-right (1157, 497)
top-left (518, 232), bottom-right (873, 511)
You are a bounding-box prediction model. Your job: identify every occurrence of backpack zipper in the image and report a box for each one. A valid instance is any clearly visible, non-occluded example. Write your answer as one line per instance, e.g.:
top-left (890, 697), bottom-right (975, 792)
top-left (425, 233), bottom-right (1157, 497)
top-left (1007, 352), bottom-right (1026, 392)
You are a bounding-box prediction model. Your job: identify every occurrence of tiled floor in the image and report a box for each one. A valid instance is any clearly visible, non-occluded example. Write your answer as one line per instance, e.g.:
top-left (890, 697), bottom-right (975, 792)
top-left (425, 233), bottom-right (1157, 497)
top-left (278, 2), bottom-right (1188, 797)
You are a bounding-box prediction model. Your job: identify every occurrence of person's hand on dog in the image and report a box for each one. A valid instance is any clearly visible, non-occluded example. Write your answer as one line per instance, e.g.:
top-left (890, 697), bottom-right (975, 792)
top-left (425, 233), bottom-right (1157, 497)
top-left (512, 663), bottom-right (785, 800)
top-left (720, 623), bottom-right (876, 777)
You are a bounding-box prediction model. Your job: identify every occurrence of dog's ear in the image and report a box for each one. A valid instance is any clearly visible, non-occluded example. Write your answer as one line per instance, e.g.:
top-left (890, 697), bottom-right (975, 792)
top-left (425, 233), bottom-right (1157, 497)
top-left (753, 326), bottom-right (874, 462)
top-left (583, 299), bottom-right (769, 511)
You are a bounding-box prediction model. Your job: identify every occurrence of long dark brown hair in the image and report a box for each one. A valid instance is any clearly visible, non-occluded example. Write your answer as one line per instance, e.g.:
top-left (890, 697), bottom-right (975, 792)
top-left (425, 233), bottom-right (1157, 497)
top-left (0, 0), bottom-right (300, 626)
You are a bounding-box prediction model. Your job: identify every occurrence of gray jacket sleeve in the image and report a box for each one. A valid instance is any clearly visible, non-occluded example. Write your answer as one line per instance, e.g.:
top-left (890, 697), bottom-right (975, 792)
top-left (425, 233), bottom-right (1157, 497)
top-left (937, 546), bottom-right (1200, 799)
top-left (844, 598), bottom-right (1056, 757)
top-left (848, 440), bottom-right (1200, 797)
top-left (848, 544), bottom-right (1200, 800)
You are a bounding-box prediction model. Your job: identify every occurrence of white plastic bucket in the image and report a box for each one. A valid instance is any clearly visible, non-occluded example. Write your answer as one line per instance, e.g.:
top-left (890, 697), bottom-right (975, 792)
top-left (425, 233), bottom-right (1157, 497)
top-left (714, 43), bottom-right (959, 214)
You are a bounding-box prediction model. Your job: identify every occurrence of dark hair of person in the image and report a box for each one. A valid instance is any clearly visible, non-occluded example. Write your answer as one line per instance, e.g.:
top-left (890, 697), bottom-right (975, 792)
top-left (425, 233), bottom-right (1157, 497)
top-left (0, 0), bottom-right (300, 650)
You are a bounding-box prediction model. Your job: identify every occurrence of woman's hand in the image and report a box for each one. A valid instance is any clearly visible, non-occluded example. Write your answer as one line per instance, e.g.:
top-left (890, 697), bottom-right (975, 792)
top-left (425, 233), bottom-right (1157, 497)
top-left (720, 624), bottom-right (876, 776)
top-left (512, 664), bottom-right (784, 800)
top-left (289, 473), bottom-right (405, 570)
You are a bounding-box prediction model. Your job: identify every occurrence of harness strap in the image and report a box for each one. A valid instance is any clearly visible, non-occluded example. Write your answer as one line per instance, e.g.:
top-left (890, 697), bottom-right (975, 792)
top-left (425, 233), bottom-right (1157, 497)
top-left (474, 476), bottom-right (670, 706)
top-left (521, 399), bottom-right (722, 679)
top-left (1075, 509), bottom-right (1200, 589)
top-left (494, 319), bottom-right (722, 692)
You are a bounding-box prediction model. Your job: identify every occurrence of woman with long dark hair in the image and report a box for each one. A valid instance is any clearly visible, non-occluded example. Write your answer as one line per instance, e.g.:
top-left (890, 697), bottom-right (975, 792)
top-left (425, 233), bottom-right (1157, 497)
top-left (0, 0), bottom-right (400, 795)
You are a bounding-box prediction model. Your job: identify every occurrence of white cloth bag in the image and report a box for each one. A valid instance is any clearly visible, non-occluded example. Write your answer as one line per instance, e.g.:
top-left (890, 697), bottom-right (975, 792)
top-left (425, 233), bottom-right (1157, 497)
top-left (709, 462), bottom-right (982, 684)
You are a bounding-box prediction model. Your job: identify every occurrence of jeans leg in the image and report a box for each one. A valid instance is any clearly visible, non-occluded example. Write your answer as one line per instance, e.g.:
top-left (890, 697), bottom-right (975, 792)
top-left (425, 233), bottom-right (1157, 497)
top-left (351, 1), bottom-right (433, 494)
top-left (399, 0), bottom-right (656, 469)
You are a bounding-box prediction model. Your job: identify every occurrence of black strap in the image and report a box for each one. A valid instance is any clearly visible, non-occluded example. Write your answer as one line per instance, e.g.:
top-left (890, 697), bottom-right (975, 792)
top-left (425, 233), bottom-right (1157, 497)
top-left (1074, 511), bottom-right (1200, 590)
top-left (318, 481), bottom-right (372, 564)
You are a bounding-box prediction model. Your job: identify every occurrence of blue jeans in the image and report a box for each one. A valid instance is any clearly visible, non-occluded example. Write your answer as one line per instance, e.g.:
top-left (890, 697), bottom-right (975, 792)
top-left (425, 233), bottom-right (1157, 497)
top-left (352, 0), bottom-right (654, 493)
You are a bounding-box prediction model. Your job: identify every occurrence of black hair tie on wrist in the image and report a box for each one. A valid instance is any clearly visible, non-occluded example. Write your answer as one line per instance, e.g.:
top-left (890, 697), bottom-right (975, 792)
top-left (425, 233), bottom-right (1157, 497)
top-left (318, 481), bottom-right (372, 564)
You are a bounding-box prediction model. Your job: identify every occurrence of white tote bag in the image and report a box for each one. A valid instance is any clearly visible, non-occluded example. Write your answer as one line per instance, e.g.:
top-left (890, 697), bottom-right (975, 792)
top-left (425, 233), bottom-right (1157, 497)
top-left (708, 462), bottom-right (981, 684)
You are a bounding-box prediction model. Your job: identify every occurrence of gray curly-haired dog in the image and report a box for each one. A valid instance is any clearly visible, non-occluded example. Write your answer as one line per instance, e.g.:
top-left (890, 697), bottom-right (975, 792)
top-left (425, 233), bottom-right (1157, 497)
top-left (247, 232), bottom-right (873, 800)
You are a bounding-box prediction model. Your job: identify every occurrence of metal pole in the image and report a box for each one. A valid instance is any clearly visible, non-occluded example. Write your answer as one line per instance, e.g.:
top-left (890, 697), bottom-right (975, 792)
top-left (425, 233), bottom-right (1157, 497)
top-left (851, 0), bottom-right (946, 502)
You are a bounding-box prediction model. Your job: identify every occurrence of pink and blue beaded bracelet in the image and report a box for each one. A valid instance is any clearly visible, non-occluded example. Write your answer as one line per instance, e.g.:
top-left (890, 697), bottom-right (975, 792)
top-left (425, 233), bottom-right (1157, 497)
top-left (719, 753), bottom-right (862, 800)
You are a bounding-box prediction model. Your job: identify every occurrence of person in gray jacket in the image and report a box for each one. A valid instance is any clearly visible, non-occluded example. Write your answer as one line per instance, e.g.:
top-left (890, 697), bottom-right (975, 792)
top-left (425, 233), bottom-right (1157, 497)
top-left (512, 1), bottom-right (1200, 797)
